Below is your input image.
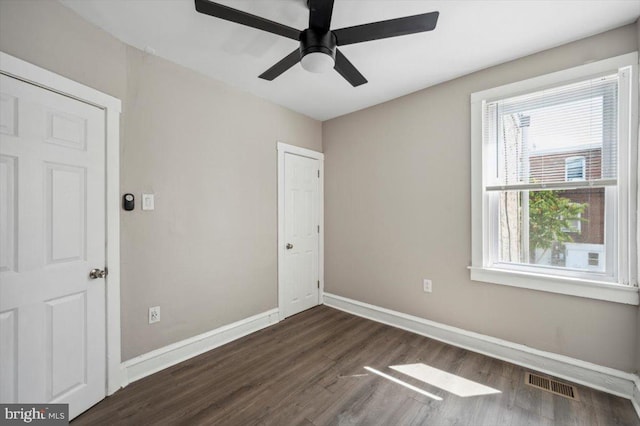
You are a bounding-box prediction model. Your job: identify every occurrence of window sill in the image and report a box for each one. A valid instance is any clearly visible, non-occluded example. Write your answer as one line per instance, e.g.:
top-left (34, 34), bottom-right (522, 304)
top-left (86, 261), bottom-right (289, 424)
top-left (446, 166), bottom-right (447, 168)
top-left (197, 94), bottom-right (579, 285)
top-left (469, 266), bottom-right (639, 305)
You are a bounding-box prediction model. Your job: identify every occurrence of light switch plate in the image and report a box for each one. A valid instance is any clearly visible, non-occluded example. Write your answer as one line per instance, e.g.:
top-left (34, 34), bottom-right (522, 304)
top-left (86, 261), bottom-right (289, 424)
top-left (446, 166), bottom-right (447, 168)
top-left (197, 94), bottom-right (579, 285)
top-left (142, 193), bottom-right (155, 211)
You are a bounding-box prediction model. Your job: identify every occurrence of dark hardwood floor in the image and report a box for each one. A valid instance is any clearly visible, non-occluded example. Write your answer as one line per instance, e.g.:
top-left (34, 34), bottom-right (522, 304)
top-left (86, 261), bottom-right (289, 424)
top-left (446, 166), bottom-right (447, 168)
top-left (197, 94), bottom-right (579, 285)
top-left (74, 305), bottom-right (639, 425)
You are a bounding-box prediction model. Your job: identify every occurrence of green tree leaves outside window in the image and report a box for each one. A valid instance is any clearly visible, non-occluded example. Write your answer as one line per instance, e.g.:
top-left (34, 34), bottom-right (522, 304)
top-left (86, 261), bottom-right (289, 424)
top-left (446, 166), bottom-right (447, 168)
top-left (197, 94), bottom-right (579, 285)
top-left (529, 190), bottom-right (586, 264)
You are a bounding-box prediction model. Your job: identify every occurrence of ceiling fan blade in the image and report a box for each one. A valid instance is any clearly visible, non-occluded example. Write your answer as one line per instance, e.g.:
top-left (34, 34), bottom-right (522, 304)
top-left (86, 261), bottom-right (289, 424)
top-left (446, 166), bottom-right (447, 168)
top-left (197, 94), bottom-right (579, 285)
top-left (333, 11), bottom-right (439, 46)
top-left (195, 0), bottom-right (300, 40)
top-left (334, 49), bottom-right (367, 87)
top-left (258, 49), bottom-right (301, 81)
top-left (308, 0), bottom-right (335, 32)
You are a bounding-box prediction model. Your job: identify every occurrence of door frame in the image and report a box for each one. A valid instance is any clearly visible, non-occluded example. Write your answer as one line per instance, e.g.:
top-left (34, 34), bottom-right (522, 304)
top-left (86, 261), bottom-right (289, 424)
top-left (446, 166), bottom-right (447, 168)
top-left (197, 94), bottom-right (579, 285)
top-left (277, 142), bottom-right (324, 321)
top-left (0, 52), bottom-right (123, 395)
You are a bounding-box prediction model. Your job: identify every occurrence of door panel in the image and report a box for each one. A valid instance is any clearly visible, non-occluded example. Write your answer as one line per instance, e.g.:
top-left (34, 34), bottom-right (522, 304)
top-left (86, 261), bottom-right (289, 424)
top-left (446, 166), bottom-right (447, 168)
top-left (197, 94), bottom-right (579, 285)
top-left (0, 93), bottom-right (18, 136)
top-left (282, 153), bottom-right (319, 318)
top-left (46, 292), bottom-right (86, 401)
top-left (46, 164), bottom-right (87, 264)
top-left (0, 309), bottom-right (17, 402)
top-left (0, 74), bottom-right (106, 419)
top-left (0, 155), bottom-right (16, 272)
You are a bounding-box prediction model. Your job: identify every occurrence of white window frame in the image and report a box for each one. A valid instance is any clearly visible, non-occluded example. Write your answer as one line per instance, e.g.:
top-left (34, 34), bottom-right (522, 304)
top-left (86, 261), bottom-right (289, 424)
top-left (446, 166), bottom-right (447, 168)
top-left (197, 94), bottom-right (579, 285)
top-left (470, 52), bottom-right (639, 305)
top-left (565, 156), bottom-right (586, 181)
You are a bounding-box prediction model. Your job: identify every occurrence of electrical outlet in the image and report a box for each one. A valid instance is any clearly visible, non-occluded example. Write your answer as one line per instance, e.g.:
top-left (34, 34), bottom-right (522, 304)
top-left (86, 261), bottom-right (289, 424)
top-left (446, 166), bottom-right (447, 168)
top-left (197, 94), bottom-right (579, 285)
top-left (149, 306), bottom-right (160, 324)
top-left (423, 279), bottom-right (433, 293)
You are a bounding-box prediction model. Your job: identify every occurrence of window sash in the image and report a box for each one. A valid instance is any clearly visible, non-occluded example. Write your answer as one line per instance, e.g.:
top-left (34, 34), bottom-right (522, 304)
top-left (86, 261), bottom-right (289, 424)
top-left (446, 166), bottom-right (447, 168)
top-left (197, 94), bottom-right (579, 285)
top-left (485, 186), bottom-right (616, 280)
top-left (485, 179), bottom-right (616, 192)
top-left (483, 76), bottom-right (618, 189)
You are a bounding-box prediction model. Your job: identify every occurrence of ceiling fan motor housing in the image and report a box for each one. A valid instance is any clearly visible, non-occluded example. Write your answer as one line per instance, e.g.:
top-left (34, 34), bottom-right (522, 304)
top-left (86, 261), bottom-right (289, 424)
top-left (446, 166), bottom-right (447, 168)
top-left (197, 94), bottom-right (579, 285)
top-left (299, 28), bottom-right (337, 62)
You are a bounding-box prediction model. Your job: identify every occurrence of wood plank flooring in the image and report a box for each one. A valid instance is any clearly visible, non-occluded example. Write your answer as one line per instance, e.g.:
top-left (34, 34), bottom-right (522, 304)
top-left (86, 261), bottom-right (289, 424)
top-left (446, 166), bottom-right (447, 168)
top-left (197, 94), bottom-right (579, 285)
top-left (73, 306), bottom-right (639, 426)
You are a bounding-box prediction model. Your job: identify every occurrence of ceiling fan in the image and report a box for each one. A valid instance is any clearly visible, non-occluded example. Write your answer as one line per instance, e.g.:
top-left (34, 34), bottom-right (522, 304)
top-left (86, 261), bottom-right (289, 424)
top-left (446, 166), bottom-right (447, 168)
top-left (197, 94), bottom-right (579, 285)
top-left (194, 0), bottom-right (439, 87)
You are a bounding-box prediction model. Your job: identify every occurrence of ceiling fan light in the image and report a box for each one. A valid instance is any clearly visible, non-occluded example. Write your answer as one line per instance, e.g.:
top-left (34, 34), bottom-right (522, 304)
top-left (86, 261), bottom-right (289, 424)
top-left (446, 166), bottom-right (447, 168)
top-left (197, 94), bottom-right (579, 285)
top-left (301, 52), bottom-right (335, 73)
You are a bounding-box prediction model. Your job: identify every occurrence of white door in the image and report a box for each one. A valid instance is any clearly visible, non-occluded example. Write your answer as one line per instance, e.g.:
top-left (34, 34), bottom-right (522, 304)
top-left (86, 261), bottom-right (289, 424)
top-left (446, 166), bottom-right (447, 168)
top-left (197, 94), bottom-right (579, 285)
top-left (282, 152), bottom-right (320, 318)
top-left (0, 74), bottom-right (106, 419)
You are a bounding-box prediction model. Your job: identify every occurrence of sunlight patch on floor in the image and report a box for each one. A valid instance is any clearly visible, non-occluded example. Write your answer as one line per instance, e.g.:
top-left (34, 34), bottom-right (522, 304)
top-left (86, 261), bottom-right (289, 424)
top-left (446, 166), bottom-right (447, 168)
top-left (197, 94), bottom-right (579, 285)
top-left (390, 363), bottom-right (501, 397)
top-left (363, 366), bottom-right (443, 401)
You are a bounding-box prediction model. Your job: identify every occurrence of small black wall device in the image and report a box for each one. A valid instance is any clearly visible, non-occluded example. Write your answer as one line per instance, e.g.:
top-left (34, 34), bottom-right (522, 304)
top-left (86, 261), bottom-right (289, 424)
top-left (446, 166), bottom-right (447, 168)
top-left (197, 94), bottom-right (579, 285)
top-left (123, 193), bottom-right (135, 211)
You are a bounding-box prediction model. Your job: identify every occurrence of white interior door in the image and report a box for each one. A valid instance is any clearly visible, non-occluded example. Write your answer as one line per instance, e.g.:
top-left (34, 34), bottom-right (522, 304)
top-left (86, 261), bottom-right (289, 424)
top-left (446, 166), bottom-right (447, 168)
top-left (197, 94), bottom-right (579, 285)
top-left (282, 152), bottom-right (320, 318)
top-left (0, 74), bottom-right (106, 419)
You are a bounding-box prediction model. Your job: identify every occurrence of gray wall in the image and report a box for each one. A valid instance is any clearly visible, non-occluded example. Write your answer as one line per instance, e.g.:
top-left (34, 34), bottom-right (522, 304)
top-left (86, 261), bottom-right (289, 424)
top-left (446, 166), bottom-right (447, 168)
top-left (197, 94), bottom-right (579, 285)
top-left (323, 24), bottom-right (639, 372)
top-left (0, 0), bottom-right (322, 361)
top-left (0, 0), bottom-right (127, 100)
top-left (120, 50), bottom-right (321, 359)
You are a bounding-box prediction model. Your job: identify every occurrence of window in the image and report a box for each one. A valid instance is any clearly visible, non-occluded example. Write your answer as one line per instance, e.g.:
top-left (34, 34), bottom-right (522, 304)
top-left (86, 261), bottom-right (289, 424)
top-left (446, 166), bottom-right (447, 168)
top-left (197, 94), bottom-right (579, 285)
top-left (565, 156), bottom-right (586, 181)
top-left (470, 53), bottom-right (638, 304)
top-left (561, 207), bottom-right (581, 234)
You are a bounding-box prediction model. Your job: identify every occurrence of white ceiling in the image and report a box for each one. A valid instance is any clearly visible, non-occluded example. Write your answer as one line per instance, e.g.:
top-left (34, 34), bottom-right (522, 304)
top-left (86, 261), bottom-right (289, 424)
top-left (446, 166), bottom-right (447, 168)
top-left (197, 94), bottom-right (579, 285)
top-left (60, 0), bottom-right (640, 121)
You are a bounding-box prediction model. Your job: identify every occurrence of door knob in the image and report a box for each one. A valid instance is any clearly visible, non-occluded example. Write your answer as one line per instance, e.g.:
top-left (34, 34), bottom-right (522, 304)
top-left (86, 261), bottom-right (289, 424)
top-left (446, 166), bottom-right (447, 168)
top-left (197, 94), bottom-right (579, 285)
top-left (286, 243), bottom-right (293, 250)
top-left (89, 268), bottom-right (108, 279)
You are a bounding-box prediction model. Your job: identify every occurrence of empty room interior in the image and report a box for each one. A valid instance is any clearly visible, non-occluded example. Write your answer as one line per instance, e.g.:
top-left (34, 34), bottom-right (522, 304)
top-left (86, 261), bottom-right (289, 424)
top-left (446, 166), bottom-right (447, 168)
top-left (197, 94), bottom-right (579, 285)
top-left (1, 0), bottom-right (640, 424)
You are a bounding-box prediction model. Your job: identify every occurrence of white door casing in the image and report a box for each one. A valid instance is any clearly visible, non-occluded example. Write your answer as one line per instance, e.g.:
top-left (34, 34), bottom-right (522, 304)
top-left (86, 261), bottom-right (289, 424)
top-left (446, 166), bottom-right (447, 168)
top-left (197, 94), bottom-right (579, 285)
top-left (277, 142), bottom-right (324, 320)
top-left (0, 52), bottom-right (121, 418)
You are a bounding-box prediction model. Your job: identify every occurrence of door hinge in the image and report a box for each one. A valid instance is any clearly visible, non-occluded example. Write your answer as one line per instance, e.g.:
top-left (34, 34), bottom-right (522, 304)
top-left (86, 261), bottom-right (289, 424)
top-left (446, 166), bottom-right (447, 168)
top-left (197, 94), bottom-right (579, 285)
top-left (317, 225), bottom-right (320, 233)
top-left (317, 170), bottom-right (320, 178)
top-left (317, 280), bottom-right (320, 288)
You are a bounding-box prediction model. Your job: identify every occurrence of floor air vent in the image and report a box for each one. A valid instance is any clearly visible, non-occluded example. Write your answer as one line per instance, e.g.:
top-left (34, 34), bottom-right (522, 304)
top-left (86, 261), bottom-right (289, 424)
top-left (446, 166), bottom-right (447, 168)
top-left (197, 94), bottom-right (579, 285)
top-left (525, 372), bottom-right (578, 400)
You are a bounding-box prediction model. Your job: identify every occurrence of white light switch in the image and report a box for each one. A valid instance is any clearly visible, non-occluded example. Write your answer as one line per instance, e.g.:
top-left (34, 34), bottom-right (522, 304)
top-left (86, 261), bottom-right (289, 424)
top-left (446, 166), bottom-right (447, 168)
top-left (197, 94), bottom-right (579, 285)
top-left (142, 193), bottom-right (155, 210)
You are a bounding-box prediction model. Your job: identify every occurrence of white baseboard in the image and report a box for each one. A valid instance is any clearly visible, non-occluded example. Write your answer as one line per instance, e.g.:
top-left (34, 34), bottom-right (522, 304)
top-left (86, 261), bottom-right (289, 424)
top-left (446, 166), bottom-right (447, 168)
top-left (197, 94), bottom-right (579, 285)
top-left (632, 376), bottom-right (640, 419)
top-left (324, 293), bottom-right (639, 404)
top-left (121, 309), bottom-right (280, 385)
